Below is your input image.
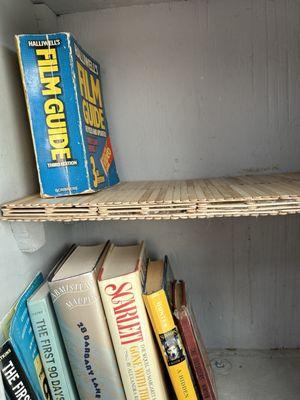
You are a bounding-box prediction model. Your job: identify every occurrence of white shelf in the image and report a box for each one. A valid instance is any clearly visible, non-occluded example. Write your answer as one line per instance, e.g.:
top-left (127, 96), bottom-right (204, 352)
top-left (210, 349), bottom-right (300, 400)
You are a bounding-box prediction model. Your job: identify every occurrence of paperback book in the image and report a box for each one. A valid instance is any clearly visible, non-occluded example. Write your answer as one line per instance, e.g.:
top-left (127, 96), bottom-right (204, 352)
top-left (16, 32), bottom-right (119, 198)
top-left (0, 340), bottom-right (37, 400)
top-left (173, 280), bottom-right (218, 400)
top-left (143, 258), bottom-right (198, 400)
top-left (0, 273), bottom-right (51, 400)
top-left (28, 281), bottom-right (79, 400)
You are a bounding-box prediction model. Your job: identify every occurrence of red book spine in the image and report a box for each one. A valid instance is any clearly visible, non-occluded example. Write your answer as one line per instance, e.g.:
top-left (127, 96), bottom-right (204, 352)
top-left (176, 308), bottom-right (217, 400)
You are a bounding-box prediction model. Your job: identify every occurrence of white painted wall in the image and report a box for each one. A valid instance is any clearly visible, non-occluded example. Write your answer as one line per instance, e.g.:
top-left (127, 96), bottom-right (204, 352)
top-left (0, 0), bottom-right (69, 316)
top-left (59, 0), bottom-right (300, 181)
top-left (58, 0), bottom-right (300, 348)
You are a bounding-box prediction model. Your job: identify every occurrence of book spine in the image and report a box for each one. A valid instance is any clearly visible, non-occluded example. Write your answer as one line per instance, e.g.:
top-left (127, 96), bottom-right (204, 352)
top-left (8, 273), bottom-right (51, 400)
top-left (69, 35), bottom-right (119, 191)
top-left (175, 309), bottom-right (216, 400)
top-left (0, 340), bottom-right (38, 400)
top-left (143, 289), bottom-right (198, 400)
top-left (28, 297), bottom-right (79, 400)
top-left (99, 271), bottom-right (169, 400)
top-left (49, 273), bottom-right (125, 400)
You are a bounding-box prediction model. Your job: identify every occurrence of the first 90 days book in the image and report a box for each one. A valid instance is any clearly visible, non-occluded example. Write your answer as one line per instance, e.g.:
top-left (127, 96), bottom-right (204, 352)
top-left (28, 282), bottom-right (79, 400)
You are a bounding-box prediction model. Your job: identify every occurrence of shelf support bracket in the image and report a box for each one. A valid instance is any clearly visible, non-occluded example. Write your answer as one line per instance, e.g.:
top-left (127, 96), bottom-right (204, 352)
top-left (10, 222), bottom-right (46, 253)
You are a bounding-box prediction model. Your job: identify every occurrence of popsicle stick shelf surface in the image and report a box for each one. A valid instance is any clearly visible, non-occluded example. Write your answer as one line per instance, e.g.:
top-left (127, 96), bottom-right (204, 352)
top-left (2, 172), bottom-right (300, 222)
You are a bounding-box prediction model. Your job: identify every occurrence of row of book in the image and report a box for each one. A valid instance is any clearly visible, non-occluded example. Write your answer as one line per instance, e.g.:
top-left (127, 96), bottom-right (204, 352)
top-left (0, 242), bottom-right (217, 400)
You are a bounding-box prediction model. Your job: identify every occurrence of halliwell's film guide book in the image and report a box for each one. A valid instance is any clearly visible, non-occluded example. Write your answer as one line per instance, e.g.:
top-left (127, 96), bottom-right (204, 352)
top-left (15, 33), bottom-right (119, 198)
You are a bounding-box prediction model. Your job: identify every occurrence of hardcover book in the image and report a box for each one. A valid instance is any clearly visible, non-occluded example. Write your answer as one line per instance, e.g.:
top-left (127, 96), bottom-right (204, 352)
top-left (28, 282), bottom-right (79, 400)
top-left (0, 340), bottom-right (37, 400)
top-left (173, 281), bottom-right (218, 400)
top-left (98, 242), bottom-right (170, 400)
top-left (0, 273), bottom-right (51, 400)
top-left (15, 32), bottom-right (119, 198)
top-left (48, 244), bottom-right (125, 400)
top-left (143, 259), bottom-right (198, 400)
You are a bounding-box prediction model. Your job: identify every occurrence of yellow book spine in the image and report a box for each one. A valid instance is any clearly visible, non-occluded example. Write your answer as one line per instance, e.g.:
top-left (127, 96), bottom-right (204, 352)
top-left (143, 289), bottom-right (198, 400)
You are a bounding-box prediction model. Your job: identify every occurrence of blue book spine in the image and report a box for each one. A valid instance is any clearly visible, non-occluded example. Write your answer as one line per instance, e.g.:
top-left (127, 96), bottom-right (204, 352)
top-left (15, 32), bottom-right (119, 197)
top-left (28, 290), bottom-right (79, 400)
top-left (8, 273), bottom-right (51, 400)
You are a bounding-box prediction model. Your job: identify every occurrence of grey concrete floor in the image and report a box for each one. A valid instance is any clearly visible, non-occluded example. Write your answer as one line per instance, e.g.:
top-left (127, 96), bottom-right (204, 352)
top-left (209, 349), bottom-right (300, 400)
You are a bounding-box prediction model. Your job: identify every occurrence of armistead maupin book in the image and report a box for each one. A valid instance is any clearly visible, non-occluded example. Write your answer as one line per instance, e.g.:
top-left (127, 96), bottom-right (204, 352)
top-left (48, 243), bottom-right (125, 400)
